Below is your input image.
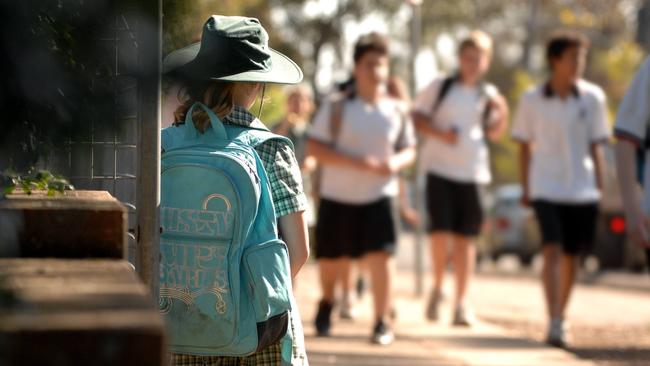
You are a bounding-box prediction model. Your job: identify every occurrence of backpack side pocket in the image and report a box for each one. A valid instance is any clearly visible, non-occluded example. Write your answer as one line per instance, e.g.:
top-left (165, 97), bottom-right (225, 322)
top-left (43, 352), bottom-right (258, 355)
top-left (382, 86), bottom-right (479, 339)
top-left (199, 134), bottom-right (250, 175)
top-left (243, 239), bottom-right (292, 351)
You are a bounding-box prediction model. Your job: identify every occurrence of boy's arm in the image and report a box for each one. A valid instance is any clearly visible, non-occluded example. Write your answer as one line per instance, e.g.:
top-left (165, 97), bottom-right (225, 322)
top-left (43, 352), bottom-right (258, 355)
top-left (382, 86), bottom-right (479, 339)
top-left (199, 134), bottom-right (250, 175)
top-left (411, 111), bottom-right (458, 144)
top-left (590, 142), bottom-right (606, 192)
top-left (279, 211), bottom-right (310, 278)
top-left (615, 140), bottom-right (650, 247)
top-left (486, 94), bottom-right (510, 141)
top-left (519, 141), bottom-right (531, 206)
top-left (389, 146), bottom-right (416, 173)
top-left (306, 138), bottom-right (375, 171)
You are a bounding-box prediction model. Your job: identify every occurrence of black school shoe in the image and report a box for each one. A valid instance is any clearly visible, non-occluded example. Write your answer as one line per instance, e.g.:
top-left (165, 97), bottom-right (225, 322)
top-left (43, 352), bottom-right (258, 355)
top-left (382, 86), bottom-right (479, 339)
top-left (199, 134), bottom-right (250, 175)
top-left (314, 300), bottom-right (334, 337)
top-left (370, 320), bottom-right (394, 345)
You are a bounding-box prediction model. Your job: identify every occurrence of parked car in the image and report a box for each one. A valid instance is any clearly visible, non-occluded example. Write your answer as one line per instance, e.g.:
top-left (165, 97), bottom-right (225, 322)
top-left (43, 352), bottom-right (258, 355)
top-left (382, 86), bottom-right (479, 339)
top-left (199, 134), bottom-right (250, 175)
top-left (592, 145), bottom-right (647, 271)
top-left (483, 184), bottom-right (540, 267)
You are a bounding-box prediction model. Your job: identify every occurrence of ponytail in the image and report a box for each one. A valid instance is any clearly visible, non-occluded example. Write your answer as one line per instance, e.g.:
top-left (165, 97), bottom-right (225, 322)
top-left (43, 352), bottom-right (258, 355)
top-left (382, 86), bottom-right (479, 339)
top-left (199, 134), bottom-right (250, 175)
top-left (173, 81), bottom-right (236, 133)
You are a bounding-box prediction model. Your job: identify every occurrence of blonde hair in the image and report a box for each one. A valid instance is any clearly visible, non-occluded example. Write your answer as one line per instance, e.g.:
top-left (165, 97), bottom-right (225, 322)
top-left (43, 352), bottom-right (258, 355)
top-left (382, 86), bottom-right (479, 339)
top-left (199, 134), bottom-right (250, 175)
top-left (459, 30), bottom-right (493, 57)
top-left (173, 81), bottom-right (238, 133)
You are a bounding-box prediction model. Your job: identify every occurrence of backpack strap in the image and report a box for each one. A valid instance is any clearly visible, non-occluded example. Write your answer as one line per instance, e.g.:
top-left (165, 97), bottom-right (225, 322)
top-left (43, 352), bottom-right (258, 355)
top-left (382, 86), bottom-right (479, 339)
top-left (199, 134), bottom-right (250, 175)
top-left (329, 95), bottom-right (346, 147)
top-left (393, 101), bottom-right (409, 152)
top-left (225, 123), bottom-right (295, 151)
top-left (431, 74), bottom-right (458, 117)
top-left (431, 75), bottom-right (494, 139)
top-left (478, 82), bottom-right (494, 130)
top-left (161, 102), bottom-right (230, 152)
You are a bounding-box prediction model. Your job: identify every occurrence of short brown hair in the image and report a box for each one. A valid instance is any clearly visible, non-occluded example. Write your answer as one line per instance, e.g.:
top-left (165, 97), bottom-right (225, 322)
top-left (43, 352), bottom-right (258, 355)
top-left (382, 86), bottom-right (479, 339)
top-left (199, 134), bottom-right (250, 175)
top-left (546, 31), bottom-right (589, 69)
top-left (353, 32), bottom-right (389, 64)
top-left (458, 30), bottom-right (493, 57)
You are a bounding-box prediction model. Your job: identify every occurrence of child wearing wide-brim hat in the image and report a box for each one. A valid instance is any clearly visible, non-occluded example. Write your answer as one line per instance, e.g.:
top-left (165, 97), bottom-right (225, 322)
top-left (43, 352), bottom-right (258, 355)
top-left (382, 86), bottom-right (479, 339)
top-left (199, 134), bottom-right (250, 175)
top-left (163, 15), bottom-right (309, 366)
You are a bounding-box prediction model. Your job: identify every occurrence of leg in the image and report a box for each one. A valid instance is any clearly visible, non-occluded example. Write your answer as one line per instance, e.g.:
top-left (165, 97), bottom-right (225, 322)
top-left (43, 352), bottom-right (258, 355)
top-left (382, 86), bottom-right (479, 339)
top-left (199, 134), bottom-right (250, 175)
top-left (339, 257), bottom-right (353, 296)
top-left (315, 257), bottom-right (348, 336)
top-left (558, 253), bottom-right (579, 318)
top-left (431, 232), bottom-right (451, 293)
top-left (425, 174), bottom-right (454, 296)
top-left (318, 258), bottom-right (340, 303)
top-left (451, 234), bottom-right (476, 309)
top-left (541, 244), bottom-right (561, 318)
top-left (542, 244), bottom-right (570, 347)
top-left (339, 258), bottom-right (357, 319)
top-left (364, 250), bottom-right (396, 345)
top-left (363, 251), bottom-right (393, 322)
top-left (425, 231), bottom-right (450, 320)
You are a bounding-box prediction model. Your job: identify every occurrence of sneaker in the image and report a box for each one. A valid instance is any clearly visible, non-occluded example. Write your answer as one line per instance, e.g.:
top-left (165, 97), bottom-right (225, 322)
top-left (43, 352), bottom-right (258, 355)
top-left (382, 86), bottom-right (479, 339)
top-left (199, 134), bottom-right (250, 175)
top-left (425, 289), bottom-right (442, 321)
top-left (546, 318), bottom-right (568, 348)
top-left (370, 320), bottom-right (394, 346)
top-left (314, 300), bottom-right (333, 337)
top-left (339, 295), bottom-right (356, 320)
top-left (452, 306), bottom-right (476, 327)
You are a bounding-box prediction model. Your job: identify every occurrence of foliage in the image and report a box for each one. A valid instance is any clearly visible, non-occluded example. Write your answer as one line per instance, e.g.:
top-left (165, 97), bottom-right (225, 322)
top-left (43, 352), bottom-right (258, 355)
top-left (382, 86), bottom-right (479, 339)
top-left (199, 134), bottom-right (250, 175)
top-left (488, 68), bottom-right (537, 185)
top-left (2, 169), bottom-right (74, 198)
top-left (590, 40), bottom-right (645, 123)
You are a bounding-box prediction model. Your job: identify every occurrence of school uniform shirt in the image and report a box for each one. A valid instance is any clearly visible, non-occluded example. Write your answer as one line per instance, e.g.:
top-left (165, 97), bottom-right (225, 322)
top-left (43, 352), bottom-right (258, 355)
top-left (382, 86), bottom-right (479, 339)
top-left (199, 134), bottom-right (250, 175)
top-left (511, 79), bottom-right (611, 203)
top-left (413, 76), bottom-right (500, 184)
top-left (308, 95), bottom-right (416, 205)
top-left (614, 57), bottom-right (650, 213)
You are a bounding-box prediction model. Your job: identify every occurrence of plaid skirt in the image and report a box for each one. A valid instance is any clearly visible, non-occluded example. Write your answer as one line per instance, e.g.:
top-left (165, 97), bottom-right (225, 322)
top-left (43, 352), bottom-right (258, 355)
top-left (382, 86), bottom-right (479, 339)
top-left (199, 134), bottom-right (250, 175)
top-left (169, 343), bottom-right (282, 366)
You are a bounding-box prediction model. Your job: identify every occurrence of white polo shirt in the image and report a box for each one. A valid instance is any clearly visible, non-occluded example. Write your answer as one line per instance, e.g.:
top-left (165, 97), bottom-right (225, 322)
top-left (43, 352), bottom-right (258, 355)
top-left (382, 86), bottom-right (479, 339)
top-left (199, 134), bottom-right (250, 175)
top-left (614, 57), bottom-right (650, 213)
top-left (511, 79), bottom-right (610, 203)
top-left (413, 76), bottom-right (500, 184)
top-left (308, 95), bottom-right (416, 204)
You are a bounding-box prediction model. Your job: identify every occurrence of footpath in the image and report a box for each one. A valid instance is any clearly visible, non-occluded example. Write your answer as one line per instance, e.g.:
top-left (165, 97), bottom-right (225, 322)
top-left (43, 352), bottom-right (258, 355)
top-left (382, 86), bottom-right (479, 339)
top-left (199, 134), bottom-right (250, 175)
top-left (294, 264), bottom-right (594, 366)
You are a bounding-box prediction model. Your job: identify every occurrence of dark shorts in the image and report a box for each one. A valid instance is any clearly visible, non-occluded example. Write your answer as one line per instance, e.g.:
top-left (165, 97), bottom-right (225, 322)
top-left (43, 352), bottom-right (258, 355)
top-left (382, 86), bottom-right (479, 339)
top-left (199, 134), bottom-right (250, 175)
top-left (426, 173), bottom-right (483, 237)
top-left (532, 200), bottom-right (599, 255)
top-left (315, 197), bottom-right (397, 259)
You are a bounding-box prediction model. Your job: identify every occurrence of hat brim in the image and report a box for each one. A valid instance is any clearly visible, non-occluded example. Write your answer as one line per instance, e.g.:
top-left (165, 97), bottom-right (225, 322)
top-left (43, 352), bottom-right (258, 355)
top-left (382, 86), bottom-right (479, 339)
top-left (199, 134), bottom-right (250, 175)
top-left (163, 43), bottom-right (303, 85)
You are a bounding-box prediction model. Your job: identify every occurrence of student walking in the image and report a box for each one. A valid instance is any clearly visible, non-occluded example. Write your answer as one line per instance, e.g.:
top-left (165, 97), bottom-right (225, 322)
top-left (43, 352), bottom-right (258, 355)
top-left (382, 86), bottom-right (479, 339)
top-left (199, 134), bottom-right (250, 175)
top-left (512, 31), bottom-right (610, 347)
top-left (161, 15), bottom-right (310, 365)
top-left (412, 30), bottom-right (509, 326)
top-left (614, 56), bottom-right (650, 270)
top-left (307, 32), bottom-right (417, 345)
top-left (273, 84), bottom-right (318, 232)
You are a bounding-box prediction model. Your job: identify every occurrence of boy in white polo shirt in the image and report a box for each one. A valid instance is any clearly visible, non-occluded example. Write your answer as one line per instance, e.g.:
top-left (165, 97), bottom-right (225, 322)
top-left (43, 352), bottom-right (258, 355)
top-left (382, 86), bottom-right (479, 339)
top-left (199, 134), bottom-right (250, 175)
top-left (307, 33), bottom-right (417, 345)
top-left (512, 31), bottom-right (610, 347)
top-left (614, 56), bottom-right (650, 266)
top-left (412, 30), bottom-right (509, 326)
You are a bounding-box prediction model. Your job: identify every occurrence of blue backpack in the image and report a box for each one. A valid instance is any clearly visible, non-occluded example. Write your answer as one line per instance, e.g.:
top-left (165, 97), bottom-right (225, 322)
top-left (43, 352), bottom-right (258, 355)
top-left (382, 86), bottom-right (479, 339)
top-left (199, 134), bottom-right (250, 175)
top-left (159, 102), bottom-right (295, 359)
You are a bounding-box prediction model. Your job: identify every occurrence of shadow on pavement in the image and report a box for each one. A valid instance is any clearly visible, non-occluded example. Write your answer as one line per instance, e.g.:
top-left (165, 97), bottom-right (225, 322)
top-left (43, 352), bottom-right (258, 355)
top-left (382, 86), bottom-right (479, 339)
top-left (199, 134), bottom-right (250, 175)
top-left (421, 334), bottom-right (549, 349)
top-left (570, 347), bottom-right (650, 363)
top-left (306, 332), bottom-right (550, 350)
top-left (307, 351), bottom-right (460, 366)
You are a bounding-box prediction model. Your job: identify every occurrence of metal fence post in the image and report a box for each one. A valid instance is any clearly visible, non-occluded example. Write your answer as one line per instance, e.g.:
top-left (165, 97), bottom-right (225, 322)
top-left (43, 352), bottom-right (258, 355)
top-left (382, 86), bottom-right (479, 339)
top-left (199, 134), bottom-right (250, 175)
top-left (135, 0), bottom-right (162, 299)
